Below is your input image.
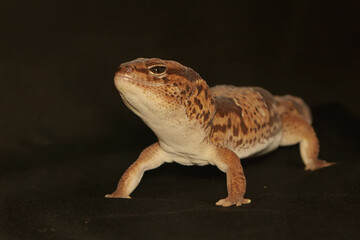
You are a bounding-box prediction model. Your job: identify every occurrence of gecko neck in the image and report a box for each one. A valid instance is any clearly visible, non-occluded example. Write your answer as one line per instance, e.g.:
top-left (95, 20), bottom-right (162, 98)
top-left (153, 79), bottom-right (217, 153)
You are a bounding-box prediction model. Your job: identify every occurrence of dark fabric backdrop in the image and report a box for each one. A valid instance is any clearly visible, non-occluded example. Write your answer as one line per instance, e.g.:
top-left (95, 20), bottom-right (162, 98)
top-left (1, 0), bottom-right (359, 239)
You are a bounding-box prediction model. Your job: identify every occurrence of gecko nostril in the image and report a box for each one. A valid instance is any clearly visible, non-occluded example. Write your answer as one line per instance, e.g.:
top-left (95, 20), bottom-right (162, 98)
top-left (115, 65), bottom-right (134, 75)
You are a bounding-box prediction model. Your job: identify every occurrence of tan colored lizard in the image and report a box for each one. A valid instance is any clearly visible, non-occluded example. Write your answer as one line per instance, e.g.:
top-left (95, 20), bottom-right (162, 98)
top-left (106, 58), bottom-right (335, 207)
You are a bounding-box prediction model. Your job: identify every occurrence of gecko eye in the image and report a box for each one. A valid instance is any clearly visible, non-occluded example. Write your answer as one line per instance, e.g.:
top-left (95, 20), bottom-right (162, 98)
top-left (149, 65), bottom-right (167, 75)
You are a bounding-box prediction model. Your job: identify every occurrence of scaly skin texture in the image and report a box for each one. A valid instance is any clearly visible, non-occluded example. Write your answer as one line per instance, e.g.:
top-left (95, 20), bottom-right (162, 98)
top-left (106, 58), bottom-right (335, 207)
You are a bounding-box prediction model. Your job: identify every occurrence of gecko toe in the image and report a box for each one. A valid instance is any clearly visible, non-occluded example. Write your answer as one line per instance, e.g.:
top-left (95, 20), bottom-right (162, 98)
top-left (216, 197), bottom-right (251, 207)
top-left (305, 159), bottom-right (336, 171)
top-left (105, 193), bottom-right (131, 199)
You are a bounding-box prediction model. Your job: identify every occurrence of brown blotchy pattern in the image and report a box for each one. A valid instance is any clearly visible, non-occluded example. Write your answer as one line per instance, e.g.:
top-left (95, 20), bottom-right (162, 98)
top-left (166, 66), bottom-right (201, 82)
top-left (116, 58), bottom-right (216, 117)
top-left (113, 58), bottom-right (334, 207)
top-left (274, 95), bottom-right (312, 124)
top-left (209, 86), bottom-right (282, 150)
top-left (115, 58), bottom-right (308, 153)
top-left (183, 80), bottom-right (215, 129)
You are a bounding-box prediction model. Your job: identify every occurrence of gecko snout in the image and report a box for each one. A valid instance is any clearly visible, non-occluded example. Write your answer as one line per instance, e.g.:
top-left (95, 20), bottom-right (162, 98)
top-left (115, 65), bottom-right (134, 75)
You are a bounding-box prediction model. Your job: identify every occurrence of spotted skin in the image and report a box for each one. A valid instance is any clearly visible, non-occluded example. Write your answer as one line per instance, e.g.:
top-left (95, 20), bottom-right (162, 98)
top-left (107, 58), bottom-right (335, 207)
top-left (210, 86), bottom-right (282, 157)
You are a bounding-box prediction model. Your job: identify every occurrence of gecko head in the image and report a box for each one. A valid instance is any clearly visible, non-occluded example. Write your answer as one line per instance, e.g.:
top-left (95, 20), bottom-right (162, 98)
top-left (114, 58), bottom-right (215, 123)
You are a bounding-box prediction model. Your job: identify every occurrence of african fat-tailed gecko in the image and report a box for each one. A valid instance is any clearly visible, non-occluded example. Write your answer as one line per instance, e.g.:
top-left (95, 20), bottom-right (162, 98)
top-left (106, 58), bottom-right (335, 207)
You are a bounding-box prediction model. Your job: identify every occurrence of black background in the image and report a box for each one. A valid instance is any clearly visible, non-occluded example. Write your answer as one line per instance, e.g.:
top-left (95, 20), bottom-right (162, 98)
top-left (1, 0), bottom-right (359, 239)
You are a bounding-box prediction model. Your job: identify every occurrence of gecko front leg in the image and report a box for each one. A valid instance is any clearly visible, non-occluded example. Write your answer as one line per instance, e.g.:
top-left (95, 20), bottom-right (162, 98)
top-left (213, 147), bottom-right (251, 207)
top-left (105, 142), bottom-right (167, 199)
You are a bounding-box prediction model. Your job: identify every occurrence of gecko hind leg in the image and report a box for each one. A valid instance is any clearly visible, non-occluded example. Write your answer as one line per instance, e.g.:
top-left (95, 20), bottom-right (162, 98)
top-left (280, 114), bottom-right (335, 171)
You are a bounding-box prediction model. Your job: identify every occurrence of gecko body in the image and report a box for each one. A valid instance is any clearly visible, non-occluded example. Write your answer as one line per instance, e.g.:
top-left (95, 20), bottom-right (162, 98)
top-left (106, 58), bottom-right (334, 207)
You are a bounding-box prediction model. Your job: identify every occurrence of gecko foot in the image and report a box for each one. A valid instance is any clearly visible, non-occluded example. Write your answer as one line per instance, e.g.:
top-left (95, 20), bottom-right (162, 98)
top-left (216, 196), bottom-right (251, 207)
top-left (305, 159), bottom-right (336, 171)
top-left (105, 193), bottom-right (131, 199)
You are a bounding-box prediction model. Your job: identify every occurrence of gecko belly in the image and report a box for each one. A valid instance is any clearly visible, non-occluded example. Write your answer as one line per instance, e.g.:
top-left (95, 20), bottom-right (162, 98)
top-left (161, 131), bottom-right (282, 167)
top-left (233, 132), bottom-right (282, 159)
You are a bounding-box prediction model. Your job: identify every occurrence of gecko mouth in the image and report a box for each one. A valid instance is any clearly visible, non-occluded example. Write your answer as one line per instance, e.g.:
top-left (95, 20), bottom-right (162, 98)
top-left (114, 74), bottom-right (163, 87)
